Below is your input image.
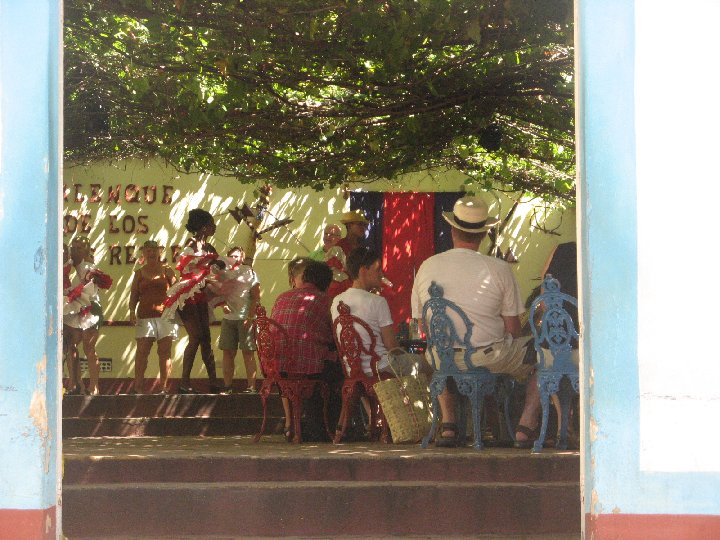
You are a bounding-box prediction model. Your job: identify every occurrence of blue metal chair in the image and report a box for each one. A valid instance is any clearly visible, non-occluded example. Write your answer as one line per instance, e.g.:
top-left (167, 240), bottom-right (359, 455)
top-left (528, 274), bottom-right (580, 452)
top-left (421, 281), bottom-right (497, 450)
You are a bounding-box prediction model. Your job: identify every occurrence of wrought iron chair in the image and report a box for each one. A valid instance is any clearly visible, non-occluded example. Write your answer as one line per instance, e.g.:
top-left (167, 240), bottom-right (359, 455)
top-left (253, 305), bottom-right (330, 444)
top-left (421, 281), bottom-right (497, 450)
top-left (528, 274), bottom-right (580, 452)
top-left (332, 301), bottom-right (389, 444)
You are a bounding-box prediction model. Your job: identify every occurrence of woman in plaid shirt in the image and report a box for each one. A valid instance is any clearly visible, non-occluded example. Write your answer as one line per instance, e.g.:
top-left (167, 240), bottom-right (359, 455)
top-left (271, 259), bottom-right (336, 376)
top-left (271, 259), bottom-right (338, 441)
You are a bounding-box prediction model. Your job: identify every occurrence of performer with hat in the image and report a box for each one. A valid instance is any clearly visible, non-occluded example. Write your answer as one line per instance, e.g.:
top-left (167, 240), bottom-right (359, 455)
top-left (411, 195), bottom-right (540, 448)
top-left (324, 210), bottom-right (370, 299)
top-left (336, 210), bottom-right (369, 256)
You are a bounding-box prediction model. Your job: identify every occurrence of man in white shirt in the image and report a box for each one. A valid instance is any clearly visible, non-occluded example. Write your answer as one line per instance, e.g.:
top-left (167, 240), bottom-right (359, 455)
top-left (211, 247), bottom-right (261, 394)
top-left (411, 196), bottom-right (540, 448)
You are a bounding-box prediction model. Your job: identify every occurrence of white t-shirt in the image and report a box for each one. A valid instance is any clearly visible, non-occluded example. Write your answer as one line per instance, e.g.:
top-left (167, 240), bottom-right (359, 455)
top-left (331, 287), bottom-right (392, 375)
top-left (214, 264), bottom-right (260, 320)
top-left (411, 248), bottom-right (524, 347)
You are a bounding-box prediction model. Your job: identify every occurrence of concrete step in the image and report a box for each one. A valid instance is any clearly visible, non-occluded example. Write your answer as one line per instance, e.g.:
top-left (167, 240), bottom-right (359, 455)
top-left (62, 394), bottom-right (285, 437)
top-left (62, 437), bottom-right (581, 538)
top-left (62, 393), bottom-right (285, 418)
top-left (64, 449), bottom-right (578, 485)
top-left (62, 416), bottom-right (286, 437)
top-left (62, 480), bottom-right (580, 538)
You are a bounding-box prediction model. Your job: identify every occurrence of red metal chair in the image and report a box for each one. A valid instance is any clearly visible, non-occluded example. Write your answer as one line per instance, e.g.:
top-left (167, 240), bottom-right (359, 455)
top-left (332, 301), bottom-right (389, 444)
top-left (253, 305), bottom-right (330, 444)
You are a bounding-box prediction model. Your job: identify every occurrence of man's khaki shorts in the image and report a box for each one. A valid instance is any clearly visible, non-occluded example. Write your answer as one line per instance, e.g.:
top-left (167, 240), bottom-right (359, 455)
top-left (426, 334), bottom-right (534, 382)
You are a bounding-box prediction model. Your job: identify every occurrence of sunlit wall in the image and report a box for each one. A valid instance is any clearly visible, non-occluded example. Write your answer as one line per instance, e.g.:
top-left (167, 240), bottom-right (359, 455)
top-left (63, 160), bottom-right (576, 381)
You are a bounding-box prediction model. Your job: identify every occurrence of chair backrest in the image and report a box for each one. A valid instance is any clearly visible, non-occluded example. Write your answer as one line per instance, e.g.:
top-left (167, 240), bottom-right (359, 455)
top-left (421, 281), bottom-right (475, 372)
top-left (529, 274), bottom-right (579, 374)
top-left (254, 304), bottom-right (292, 378)
top-left (332, 301), bottom-right (381, 379)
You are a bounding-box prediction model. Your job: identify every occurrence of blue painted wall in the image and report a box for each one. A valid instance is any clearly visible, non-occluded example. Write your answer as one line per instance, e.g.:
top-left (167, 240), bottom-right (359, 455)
top-left (0, 0), bottom-right (61, 513)
top-left (579, 0), bottom-right (720, 519)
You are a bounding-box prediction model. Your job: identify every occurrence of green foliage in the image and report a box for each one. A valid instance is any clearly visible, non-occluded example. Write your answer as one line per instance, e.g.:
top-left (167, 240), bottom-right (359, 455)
top-left (65, 0), bottom-right (575, 200)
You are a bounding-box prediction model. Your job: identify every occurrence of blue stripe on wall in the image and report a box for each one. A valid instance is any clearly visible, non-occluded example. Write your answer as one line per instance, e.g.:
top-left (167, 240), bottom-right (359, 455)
top-left (0, 0), bottom-right (61, 511)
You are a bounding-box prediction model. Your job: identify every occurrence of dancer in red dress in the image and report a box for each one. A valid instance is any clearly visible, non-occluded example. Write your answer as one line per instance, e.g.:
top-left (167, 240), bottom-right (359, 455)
top-left (163, 208), bottom-right (222, 394)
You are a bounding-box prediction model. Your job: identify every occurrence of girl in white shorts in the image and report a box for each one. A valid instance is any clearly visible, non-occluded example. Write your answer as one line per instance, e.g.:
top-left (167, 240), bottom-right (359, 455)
top-left (129, 240), bottom-right (178, 394)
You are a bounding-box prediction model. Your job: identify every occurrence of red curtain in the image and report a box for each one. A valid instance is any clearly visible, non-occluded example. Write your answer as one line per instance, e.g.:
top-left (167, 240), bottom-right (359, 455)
top-left (381, 192), bottom-right (435, 329)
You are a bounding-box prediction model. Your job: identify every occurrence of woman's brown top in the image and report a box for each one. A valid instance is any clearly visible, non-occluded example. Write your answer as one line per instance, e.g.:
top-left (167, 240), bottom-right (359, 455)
top-left (135, 266), bottom-right (175, 319)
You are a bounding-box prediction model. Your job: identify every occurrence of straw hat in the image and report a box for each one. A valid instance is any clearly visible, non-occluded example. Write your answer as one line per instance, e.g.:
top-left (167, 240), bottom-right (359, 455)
top-left (338, 210), bottom-right (369, 225)
top-left (442, 196), bottom-right (499, 233)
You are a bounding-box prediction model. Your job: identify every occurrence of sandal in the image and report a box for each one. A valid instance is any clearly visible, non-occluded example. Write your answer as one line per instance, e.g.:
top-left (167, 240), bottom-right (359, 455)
top-left (284, 426), bottom-right (293, 443)
top-left (178, 386), bottom-right (198, 395)
top-left (514, 424), bottom-right (557, 449)
top-left (513, 424), bottom-right (538, 449)
top-left (435, 423), bottom-right (459, 448)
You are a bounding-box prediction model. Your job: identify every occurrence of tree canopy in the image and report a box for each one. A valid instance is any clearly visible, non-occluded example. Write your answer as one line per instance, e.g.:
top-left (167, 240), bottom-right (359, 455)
top-left (65, 0), bottom-right (575, 200)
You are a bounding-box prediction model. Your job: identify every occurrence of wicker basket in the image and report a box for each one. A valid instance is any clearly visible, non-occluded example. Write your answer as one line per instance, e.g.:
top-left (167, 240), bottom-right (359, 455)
top-left (374, 373), bottom-right (432, 444)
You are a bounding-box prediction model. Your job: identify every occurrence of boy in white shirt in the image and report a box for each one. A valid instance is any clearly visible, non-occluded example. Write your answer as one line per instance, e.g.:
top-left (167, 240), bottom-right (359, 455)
top-left (331, 247), bottom-right (430, 378)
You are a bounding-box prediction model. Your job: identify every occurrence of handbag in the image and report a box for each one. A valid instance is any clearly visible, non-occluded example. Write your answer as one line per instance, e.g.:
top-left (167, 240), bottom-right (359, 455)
top-left (373, 354), bottom-right (432, 443)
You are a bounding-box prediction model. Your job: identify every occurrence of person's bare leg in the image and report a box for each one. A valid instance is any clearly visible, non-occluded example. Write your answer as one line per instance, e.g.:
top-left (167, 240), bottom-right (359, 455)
top-left (438, 388), bottom-right (457, 438)
top-left (157, 336), bottom-right (173, 392)
top-left (134, 338), bottom-right (153, 393)
top-left (82, 328), bottom-right (100, 395)
top-left (515, 371), bottom-right (541, 442)
top-left (195, 302), bottom-right (218, 387)
top-left (64, 325), bottom-right (82, 392)
top-left (241, 351), bottom-right (257, 390)
top-left (179, 305), bottom-right (201, 390)
top-left (222, 349), bottom-right (236, 388)
top-left (360, 395), bottom-right (372, 419)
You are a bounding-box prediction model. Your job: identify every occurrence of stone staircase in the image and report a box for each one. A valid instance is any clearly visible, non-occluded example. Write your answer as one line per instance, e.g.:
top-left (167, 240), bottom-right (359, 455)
top-left (62, 392), bottom-right (285, 437)
top-left (62, 393), bottom-right (581, 538)
top-left (62, 436), bottom-right (581, 538)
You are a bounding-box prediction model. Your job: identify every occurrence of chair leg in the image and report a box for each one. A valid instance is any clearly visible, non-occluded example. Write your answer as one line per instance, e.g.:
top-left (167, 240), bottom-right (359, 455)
top-left (320, 383), bottom-right (332, 440)
top-left (533, 385), bottom-right (552, 454)
top-left (456, 396), bottom-right (467, 445)
top-left (422, 391), bottom-right (441, 448)
top-left (470, 390), bottom-right (484, 450)
top-left (253, 381), bottom-right (272, 443)
top-left (501, 378), bottom-right (518, 443)
top-left (291, 395), bottom-right (303, 444)
top-left (556, 378), bottom-right (573, 450)
top-left (333, 384), bottom-right (356, 444)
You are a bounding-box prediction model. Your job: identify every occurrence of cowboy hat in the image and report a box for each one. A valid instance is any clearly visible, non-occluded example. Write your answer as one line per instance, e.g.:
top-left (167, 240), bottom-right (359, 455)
top-left (442, 196), bottom-right (499, 233)
top-left (338, 210), bottom-right (369, 225)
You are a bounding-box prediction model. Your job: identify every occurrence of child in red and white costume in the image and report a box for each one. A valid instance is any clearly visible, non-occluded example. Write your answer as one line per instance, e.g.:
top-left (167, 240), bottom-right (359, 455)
top-left (63, 236), bottom-right (112, 395)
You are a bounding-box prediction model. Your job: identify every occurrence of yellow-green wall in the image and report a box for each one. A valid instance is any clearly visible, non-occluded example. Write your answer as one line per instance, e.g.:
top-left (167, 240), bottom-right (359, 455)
top-left (63, 160), bottom-right (576, 381)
